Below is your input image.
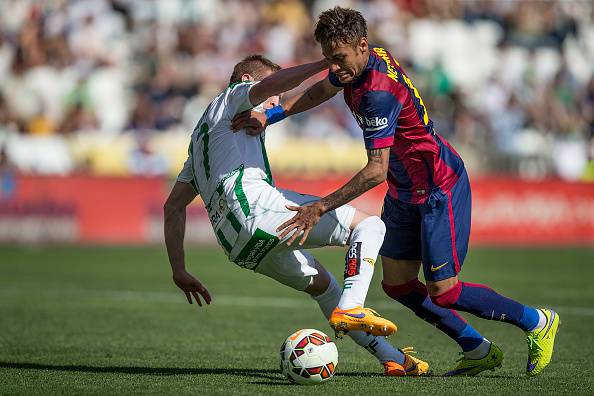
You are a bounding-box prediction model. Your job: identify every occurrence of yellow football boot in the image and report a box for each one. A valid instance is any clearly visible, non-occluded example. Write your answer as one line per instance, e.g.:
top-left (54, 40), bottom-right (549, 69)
top-left (526, 309), bottom-right (560, 377)
top-left (445, 342), bottom-right (503, 376)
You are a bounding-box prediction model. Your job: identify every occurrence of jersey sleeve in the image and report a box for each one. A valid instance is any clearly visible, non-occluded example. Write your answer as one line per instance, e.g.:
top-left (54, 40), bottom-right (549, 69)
top-left (176, 153), bottom-right (199, 194)
top-left (327, 71), bottom-right (345, 88)
top-left (226, 81), bottom-right (257, 117)
top-left (359, 90), bottom-right (402, 149)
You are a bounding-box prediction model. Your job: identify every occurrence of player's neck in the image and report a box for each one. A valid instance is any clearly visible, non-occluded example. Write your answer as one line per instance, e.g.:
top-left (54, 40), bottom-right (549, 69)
top-left (353, 49), bottom-right (371, 80)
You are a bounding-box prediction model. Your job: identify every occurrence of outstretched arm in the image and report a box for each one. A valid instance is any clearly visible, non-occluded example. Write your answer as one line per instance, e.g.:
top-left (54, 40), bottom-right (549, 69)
top-left (282, 77), bottom-right (342, 116)
top-left (232, 77), bottom-right (342, 134)
top-left (318, 147), bottom-right (390, 213)
top-left (277, 147), bottom-right (391, 246)
top-left (164, 181), bottom-right (211, 306)
top-left (248, 60), bottom-right (329, 107)
top-left (277, 89), bottom-right (402, 245)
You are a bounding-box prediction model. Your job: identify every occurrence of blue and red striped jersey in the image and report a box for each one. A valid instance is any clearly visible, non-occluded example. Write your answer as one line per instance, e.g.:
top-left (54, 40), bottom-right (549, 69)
top-left (329, 45), bottom-right (465, 204)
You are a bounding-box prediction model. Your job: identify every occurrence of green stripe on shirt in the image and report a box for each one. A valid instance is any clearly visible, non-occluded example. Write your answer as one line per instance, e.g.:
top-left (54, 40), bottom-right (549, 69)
top-left (234, 166), bottom-right (250, 217)
top-left (188, 141), bottom-right (199, 193)
top-left (226, 211), bottom-right (242, 233)
top-left (259, 135), bottom-right (274, 186)
top-left (216, 229), bottom-right (232, 253)
top-left (200, 123), bottom-right (210, 179)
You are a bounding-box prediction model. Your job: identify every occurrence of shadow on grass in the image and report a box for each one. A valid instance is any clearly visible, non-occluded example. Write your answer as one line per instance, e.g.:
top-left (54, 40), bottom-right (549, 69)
top-left (0, 362), bottom-right (280, 379)
top-left (0, 362), bottom-right (380, 380)
top-left (248, 380), bottom-right (295, 386)
top-left (428, 374), bottom-right (520, 379)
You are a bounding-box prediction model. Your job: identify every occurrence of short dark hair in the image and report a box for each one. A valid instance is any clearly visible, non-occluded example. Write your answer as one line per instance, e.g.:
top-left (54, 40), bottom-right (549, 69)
top-left (229, 55), bottom-right (281, 85)
top-left (314, 7), bottom-right (367, 48)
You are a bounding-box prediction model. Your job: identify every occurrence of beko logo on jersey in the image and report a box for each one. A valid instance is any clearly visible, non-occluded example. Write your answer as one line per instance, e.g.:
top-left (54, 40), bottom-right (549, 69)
top-left (365, 116), bottom-right (388, 131)
top-left (352, 111), bottom-right (388, 131)
top-left (366, 116), bottom-right (388, 127)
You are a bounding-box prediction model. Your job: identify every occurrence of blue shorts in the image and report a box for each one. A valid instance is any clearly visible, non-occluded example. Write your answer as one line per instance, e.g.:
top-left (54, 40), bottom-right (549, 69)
top-left (379, 171), bottom-right (471, 282)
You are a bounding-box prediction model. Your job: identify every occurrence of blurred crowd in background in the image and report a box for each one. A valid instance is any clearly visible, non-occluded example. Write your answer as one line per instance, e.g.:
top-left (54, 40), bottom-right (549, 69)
top-left (0, 0), bottom-right (593, 181)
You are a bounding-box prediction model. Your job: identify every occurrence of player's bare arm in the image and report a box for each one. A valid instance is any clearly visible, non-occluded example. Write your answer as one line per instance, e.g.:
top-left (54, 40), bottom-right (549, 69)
top-left (282, 77), bottom-right (342, 117)
top-left (277, 147), bottom-right (390, 246)
top-left (248, 59), bottom-right (328, 108)
top-left (232, 77), bottom-right (341, 135)
top-left (164, 181), bottom-right (212, 306)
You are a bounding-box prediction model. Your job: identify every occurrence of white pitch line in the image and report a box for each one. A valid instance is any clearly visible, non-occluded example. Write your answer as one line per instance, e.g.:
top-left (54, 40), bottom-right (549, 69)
top-left (1, 287), bottom-right (594, 317)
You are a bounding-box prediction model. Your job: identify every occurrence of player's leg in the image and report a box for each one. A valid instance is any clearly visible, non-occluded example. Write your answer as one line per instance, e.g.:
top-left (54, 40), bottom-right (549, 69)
top-left (324, 209), bottom-right (397, 337)
top-left (335, 209), bottom-right (385, 311)
top-left (378, 194), bottom-right (489, 362)
top-left (306, 260), bottom-right (428, 376)
top-left (428, 277), bottom-right (546, 335)
top-left (422, 173), bottom-right (543, 331)
top-left (304, 260), bottom-right (405, 366)
top-left (422, 171), bottom-right (558, 376)
top-left (418, 174), bottom-right (503, 376)
top-left (381, 257), bottom-right (487, 356)
top-left (255, 248), bottom-right (427, 375)
top-left (272, 188), bottom-right (395, 337)
top-left (428, 275), bottom-right (557, 376)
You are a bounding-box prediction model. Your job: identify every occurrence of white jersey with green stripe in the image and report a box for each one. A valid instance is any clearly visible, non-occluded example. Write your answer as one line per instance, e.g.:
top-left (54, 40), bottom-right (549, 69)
top-left (177, 81), bottom-right (275, 263)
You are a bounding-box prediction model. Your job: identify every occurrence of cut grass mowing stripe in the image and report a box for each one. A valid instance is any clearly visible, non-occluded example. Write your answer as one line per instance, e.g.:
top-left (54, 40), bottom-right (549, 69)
top-left (1, 287), bottom-right (594, 316)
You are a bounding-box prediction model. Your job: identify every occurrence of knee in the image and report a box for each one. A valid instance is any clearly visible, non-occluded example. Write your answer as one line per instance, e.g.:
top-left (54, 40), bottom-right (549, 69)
top-left (382, 278), bottom-right (426, 299)
top-left (369, 215), bottom-right (386, 236)
top-left (304, 261), bottom-right (333, 297)
top-left (382, 258), bottom-right (422, 286)
top-left (356, 215), bottom-right (386, 237)
top-left (429, 281), bottom-right (462, 308)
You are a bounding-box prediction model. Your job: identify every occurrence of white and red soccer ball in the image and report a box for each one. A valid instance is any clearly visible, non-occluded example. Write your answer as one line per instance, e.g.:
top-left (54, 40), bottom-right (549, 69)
top-left (280, 329), bottom-right (338, 385)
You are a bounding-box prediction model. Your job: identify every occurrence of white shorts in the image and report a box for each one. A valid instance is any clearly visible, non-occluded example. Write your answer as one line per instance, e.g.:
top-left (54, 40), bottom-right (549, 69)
top-left (231, 187), bottom-right (356, 291)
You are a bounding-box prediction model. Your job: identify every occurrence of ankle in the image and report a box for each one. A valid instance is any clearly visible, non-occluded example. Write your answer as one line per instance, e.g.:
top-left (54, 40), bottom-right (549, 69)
top-left (463, 338), bottom-right (492, 359)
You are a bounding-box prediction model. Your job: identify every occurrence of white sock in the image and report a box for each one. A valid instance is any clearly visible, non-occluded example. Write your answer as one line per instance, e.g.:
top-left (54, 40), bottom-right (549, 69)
top-left (464, 338), bottom-right (492, 359)
top-left (313, 273), bottom-right (405, 364)
top-left (533, 309), bottom-right (547, 331)
top-left (338, 216), bottom-right (385, 310)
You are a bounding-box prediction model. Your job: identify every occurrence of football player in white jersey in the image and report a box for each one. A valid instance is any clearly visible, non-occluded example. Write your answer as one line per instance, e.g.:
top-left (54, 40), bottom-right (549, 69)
top-left (164, 55), bottom-right (428, 376)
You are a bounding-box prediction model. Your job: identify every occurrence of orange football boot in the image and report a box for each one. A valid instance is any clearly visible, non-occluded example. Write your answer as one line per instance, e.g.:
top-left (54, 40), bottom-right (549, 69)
top-left (329, 306), bottom-right (397, 338)
top-left (384, 347), bottom-right (430, 377)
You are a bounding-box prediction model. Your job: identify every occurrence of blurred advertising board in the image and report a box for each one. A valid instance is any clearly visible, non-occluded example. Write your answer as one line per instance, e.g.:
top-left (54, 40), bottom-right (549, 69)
top-left (0, 174), bottom-right (593, 246)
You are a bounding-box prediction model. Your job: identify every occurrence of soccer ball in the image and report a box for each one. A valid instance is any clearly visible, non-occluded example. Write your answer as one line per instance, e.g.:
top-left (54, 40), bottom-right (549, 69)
top-left (279, 329), bottom-right (338, 385)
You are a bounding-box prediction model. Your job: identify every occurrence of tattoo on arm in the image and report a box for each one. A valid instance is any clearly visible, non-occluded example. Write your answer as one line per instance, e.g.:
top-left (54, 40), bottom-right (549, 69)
top-left (319, 148), bottom-right (389, 213)
top-left (320, 171), bottom-right (378, 213)
top-left (367, 148), bottom-right (384, 159)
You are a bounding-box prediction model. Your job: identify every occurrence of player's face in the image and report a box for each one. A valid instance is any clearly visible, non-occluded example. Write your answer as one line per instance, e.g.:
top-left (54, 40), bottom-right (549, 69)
top-left (322, 38), bottom-right (369, 84)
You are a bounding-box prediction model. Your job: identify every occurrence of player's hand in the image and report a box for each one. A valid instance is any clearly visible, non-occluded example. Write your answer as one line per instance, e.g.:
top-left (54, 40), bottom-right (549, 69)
top-left (231, 110), bottom-right (267, 136)
top-left (277, 201), bottom-right (325, 246)
top-left (172, 270), bottom-right (212, 307)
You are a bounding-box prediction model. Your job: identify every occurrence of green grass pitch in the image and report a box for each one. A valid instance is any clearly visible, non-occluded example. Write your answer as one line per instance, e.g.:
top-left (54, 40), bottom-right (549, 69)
top-left (1, 245), bottom-right (594, 395)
